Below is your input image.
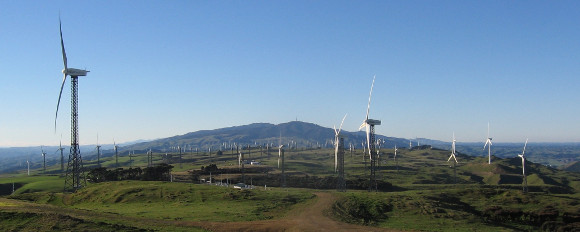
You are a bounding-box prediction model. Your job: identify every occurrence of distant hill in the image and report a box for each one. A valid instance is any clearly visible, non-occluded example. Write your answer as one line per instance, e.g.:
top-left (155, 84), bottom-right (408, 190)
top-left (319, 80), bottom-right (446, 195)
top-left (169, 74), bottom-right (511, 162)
top-left (125, 121), bottom-right (415, 152)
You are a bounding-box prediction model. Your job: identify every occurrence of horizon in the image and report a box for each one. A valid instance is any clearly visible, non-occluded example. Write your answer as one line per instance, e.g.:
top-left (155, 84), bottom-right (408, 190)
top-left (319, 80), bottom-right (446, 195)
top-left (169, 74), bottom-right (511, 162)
top-left (1, 1), bottom-right (579, 147)
top-left (2, 120), bottom-right (579, 148)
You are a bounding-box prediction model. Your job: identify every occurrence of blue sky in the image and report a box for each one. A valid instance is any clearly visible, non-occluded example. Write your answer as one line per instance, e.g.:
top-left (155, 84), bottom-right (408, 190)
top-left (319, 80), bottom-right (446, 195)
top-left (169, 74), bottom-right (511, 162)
top-left (1, 1), bottom-right (579, 147)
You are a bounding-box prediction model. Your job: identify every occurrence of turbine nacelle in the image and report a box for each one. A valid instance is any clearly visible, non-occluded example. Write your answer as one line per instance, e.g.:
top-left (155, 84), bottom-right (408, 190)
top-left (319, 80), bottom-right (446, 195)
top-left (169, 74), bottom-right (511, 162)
top-left (365, 119), bottom-right (381, 126)
top-left (63, 68), bottom-right (89, 77)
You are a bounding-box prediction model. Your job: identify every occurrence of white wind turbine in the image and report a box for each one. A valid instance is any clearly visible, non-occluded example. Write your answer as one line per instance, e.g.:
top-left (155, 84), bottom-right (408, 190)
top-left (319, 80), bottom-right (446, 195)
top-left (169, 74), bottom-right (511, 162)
top-left (57, 140), bottom-right (65, 171)
top-left (518, 138), bottom-right (529, 193)
top-left (447, 133), bottom-right (458, 184)
top-left (394, 145), bottom-right (399, 172)
top-left (359, 75), bottom-right (381, 191)
top-left (238, 151), bottom-right (243, 168)
top-left (278, 131), bottom-right (286, 188)
top-left (27, 160), bottom-right (30, 176)
top-left (334, 114), bottom-right (347, 172)
top-left (278, 132), bottom-right (283, 169)
top-left (483, 122), bottom-right (493, 164)
top-left (41, 146), bottom-right (47, 172)
top-left (56, 17), bottom-right (90, 192)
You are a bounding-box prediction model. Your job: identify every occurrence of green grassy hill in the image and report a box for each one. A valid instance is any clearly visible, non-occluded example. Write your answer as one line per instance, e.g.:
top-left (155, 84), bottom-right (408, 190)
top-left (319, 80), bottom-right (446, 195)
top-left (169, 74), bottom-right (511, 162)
top-left (1, 146), bottom-right (580, 231)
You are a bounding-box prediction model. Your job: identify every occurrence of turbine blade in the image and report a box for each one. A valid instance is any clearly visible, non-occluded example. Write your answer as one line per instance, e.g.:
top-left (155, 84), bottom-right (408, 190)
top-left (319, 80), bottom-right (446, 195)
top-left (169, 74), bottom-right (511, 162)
top-left (366, 125), bottom-right (371, 156)
top-left (359, 121), bottom-right (367, 131)
top-left (338, 114), bottom-right (347, 133)
top-left (54, 73), bottom-right (67, 132)
top-left (365, 75), bottom-right (376, 120)
top-left (334, 140), bottom-right (338, 172)
top-left (522, 138), bottom-right (528, 155)
top-left (59, 17), bottom-right (68, 71)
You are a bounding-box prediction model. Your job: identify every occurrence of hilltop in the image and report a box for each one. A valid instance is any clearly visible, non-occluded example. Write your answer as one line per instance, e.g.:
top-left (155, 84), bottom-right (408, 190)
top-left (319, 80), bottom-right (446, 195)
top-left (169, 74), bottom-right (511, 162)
top-left (564, 161), bottom-right (580, 173)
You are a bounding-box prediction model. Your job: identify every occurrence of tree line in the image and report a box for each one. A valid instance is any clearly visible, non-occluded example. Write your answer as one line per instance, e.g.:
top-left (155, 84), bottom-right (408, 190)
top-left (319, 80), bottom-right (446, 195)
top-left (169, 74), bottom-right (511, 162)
top-left (87, 163), bottom-right (174, 183)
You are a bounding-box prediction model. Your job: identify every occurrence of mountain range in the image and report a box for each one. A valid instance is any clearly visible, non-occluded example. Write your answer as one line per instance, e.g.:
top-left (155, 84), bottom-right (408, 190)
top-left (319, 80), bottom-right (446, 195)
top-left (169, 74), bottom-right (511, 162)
top-left (125, 121), bottom-right (413, 152)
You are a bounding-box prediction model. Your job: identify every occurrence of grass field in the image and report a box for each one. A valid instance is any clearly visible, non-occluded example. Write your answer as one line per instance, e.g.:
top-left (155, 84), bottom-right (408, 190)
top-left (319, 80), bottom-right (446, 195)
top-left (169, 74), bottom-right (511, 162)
top-left (1, 147), bottom-right (579, 231)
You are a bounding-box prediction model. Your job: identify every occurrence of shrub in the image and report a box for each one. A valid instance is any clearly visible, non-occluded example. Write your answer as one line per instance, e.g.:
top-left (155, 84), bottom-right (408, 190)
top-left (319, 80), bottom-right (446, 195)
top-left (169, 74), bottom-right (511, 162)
top-left (332, 195), bottom-right (392, 225)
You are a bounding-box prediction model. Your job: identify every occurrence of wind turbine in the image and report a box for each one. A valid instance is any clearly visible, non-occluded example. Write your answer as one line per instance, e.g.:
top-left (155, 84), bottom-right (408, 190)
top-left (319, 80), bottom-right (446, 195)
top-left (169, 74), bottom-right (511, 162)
top-left (278, 131), bottom-right (286, 188)
top-left (56, 140), bottom-right (65, 172)
top-left (359, 75), bottom-right (381, 191)
top-left (447, 133), bottom-right (458, 184)
top-left (147, 149), bottom-right (153, 167)
top-left (278, 132), bottom-right (283, 169)
top-left (334, 114), bottom-right (347, 192)
top-left (394, 145), bottom-right (398, 172)
top-left (238, 151), bottom-right (243, 168)
top-left (41, 146), bottom-right (47, 172)
top-left (334, 114), bottom-right (347, 172)
top-left (518, 139), bottom-right (529, 193)
top-left (483, 122), bottom-right (493, 164)
top-left (26, 160), bottom-right (30, 176)
top-left (56, 18), bottom-right (89, 192)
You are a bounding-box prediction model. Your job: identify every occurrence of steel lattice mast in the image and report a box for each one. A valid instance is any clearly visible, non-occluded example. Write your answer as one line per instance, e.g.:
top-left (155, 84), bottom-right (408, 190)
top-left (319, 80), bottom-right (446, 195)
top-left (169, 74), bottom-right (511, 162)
top-left (336, 136), bottom-right (346, 192)
top-left (64, 76), bottom-right (86, 192)
top-left (368, 123), bottom-right (378, 191)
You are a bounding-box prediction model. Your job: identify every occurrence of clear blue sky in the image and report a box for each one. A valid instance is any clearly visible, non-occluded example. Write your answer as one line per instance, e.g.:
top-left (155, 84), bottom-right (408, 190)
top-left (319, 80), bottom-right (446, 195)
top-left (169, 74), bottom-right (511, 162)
top-left (1, 0), bottom-right (579, 147)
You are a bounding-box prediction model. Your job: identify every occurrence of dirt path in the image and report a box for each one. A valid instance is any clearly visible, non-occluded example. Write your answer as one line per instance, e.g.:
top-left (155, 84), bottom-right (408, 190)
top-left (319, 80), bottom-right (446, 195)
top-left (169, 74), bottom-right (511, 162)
top-left (198, 192), bottom-right (396, 232)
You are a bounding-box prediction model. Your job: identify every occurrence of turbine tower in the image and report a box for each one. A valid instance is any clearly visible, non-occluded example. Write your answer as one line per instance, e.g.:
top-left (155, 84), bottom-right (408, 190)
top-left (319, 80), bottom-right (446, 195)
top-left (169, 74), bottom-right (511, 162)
top-left (518, 139), bottom-right (529, 193)
top-left (113, 140), bottom-right (119, 167)
top-left (278, 132), bottom-right (286, 188)
top-left (447, 133), bottom-right (458, 184)
top-left (56, 18), bottom-right (89, 192)
top-left (147, 149), bottom-right (153, 167)
top-left (57, 140), bottom-right (65, 172)
top-left (334, 114), bottom-right (347, 192)
top-left (359, 75), bottom-right (381, 191)
top-left (239, 151), bottom-right (245, 183)
top-left (95, 135), bottom-right (101, 168)
top-left (41, 146), bottom-right (47, 172)
top-left (483, 122), bottom-right (493, 164)
top-left (26, 160), bottom-right (30, 176)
